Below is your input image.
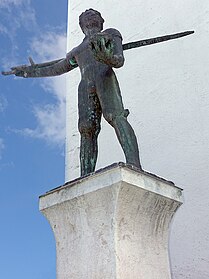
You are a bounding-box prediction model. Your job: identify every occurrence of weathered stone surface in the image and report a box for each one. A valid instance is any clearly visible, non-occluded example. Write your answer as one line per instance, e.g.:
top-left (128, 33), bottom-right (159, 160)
top-left (40, 164), bottom-right (183, 279)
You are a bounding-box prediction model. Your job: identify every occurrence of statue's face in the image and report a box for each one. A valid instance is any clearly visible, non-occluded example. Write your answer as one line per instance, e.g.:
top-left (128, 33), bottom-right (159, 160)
top-left (79, 10), bottom-right (104, 34)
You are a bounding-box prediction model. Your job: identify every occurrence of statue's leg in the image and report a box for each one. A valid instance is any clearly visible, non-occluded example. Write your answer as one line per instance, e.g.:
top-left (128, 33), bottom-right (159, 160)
top-left (104, 109), bottom-right (141, 169)
top-left (96, 70), bottom-right (142, 169)
top-left (78, 81), bottom-right (102, 176)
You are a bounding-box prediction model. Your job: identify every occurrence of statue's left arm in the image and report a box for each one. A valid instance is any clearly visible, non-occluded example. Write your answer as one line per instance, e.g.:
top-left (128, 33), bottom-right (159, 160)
top-left (90, 28), bottom-right (125, 68)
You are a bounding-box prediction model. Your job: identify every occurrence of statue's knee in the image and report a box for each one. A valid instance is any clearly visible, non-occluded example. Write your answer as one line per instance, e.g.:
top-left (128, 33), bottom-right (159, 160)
top-left (123, 109), bottom-right (130, 118)
top-left (103, 112), bottom-right (114, 125)
top-left (104, 109), bottom-right (130, 125)
top-left (78, 121), bottom-right (101, 137)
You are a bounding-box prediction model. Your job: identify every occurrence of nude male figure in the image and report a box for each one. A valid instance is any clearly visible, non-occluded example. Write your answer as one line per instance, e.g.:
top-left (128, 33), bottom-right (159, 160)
top-left (2, 9), bottom-right (141, 176)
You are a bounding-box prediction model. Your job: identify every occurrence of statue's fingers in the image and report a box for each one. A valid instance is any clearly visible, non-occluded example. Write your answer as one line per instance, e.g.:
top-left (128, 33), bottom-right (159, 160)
top-left (15, 70), bottom-right (26, 77)
top-left (2, 70), bottom-right (15, 75)
top-left (29, 57), bottom-right (35, 65)
top-left (105, 39), bottom-right (113, 50)
top-left (11, 64), bottom-right (28, 71)
top-left (100, 37), bottom-right (107, 52)
top-left (11, 66), bottom-right (23, 71)
top-left (90, 37), bottom-right (101, 53)
top-left (94, 40), bottom-right (101, 53)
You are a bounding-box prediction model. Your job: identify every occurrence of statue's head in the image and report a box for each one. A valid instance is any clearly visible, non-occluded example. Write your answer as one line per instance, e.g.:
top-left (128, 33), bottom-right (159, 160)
top-left (79, 9), bottom-right (104, 34)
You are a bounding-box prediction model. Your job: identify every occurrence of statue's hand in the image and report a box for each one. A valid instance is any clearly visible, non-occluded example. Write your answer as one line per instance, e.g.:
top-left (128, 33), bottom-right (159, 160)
top-left (2, 57), bottom-right (36, 78)
top-left (90, 33), bottom-right (114, 64)
top-left (10, 66), bottom-right (30, 77)
top-left (90, 33), bottom-right (124, 68)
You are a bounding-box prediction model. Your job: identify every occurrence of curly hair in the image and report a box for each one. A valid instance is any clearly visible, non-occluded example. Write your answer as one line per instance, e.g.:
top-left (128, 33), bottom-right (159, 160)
top-left (79, 9), bottom-right (104, 30)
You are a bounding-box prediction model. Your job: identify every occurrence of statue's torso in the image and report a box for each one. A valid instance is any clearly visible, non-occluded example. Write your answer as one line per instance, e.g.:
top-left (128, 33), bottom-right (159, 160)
top-left (74, 38), bottom-right (110, 81)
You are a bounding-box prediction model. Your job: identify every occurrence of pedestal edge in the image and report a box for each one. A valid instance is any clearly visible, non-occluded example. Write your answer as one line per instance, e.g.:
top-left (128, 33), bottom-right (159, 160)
top-left (39, 163), bottom-right (183, 211)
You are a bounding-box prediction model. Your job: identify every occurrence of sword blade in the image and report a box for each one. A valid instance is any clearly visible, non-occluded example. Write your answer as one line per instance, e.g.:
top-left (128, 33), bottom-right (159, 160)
top-left (122, 30), bottom-right (194, 51)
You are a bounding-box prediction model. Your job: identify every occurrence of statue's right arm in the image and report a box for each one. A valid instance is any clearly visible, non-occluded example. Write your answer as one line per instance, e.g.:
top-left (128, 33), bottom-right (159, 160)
top-left (2, 52), bottom-right (78, 78)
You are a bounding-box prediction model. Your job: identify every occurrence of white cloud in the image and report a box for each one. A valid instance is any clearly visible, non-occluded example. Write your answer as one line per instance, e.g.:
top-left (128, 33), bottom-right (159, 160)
top-left (21, 101), bottom-right (66, 146)
top-left (0, 0), bottom-right (36, 39)
top-left (0, 0), bottom-right (67, 147)
top-left (0, 0), bottom-right (23, 7)
top-left (21, 31), bottom-right (67, 146)
top-left (0, 0), bottom-right (36, 75)
top-left (0, 24), bottom-right (8, 34)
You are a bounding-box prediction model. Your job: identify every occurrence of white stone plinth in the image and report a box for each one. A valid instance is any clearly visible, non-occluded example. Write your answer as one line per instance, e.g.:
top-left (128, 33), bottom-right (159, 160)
top-left (39, 163), bottom-right (183, 279)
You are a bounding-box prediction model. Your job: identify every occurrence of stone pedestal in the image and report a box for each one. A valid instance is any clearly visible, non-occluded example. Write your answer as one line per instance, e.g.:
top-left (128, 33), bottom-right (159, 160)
top-left (39, 163), bottom-right (183, 279)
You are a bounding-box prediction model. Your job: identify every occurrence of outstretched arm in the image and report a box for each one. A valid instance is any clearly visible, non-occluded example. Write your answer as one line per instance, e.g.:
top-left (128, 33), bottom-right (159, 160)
top-left (2, 53), bottom-right (78, 78)
top-left (90, 28), bottom-right (124, 68)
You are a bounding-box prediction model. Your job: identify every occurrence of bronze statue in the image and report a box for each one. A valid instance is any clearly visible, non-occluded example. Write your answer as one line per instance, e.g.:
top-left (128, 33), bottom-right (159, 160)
top-left (2, 9), bottom-right (194, 176)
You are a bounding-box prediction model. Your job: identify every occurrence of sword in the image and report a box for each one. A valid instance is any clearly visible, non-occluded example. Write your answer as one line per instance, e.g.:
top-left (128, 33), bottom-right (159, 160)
top-left (2, 30), bottom-right (194, 76)
top-left (122, 30), bottom-right (194, 50)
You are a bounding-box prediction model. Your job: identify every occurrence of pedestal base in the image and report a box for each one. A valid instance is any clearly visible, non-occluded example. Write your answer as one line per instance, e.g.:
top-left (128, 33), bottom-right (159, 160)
top-left (39, 163), bottom-right (183, 279)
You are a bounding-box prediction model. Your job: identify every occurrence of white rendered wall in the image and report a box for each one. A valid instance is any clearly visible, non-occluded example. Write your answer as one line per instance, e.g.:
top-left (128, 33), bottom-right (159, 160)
top-left (65, 1), bottom-right (209, 278)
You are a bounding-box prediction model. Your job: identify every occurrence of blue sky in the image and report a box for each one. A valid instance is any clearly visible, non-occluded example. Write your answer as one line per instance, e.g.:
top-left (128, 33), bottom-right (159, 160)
top-left (0, 1), bottom-right (69, 278)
